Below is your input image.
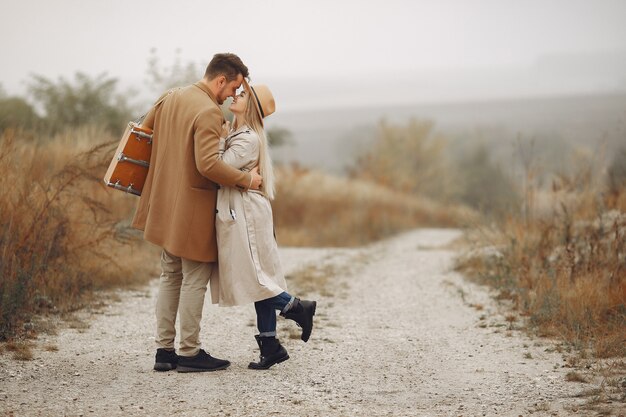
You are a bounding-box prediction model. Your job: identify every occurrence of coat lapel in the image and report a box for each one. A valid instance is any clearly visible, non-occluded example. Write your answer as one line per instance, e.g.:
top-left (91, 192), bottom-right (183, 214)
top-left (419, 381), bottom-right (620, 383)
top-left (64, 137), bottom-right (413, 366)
top-left (193, 82), bottom-right (220, 106)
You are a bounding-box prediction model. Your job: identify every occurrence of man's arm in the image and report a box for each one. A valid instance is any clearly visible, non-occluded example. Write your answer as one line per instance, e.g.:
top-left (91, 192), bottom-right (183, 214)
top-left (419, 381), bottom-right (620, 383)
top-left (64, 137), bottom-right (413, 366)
top-left (194, 107), bottom-right (253, 191)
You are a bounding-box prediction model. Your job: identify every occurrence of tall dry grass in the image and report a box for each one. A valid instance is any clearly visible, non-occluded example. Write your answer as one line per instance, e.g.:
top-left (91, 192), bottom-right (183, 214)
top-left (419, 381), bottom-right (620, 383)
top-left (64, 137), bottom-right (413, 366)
top-left (0, 127), bottom-right (157, 340)
top-left (272, 166), bottom-right (476, 247)
top-left (456, 157), bottom-right (626, 357)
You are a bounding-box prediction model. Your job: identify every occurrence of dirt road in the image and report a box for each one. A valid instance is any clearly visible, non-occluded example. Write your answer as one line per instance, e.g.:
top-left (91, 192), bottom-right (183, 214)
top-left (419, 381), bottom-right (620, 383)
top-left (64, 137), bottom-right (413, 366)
top-left (0, 229), bottom-right (602, 416)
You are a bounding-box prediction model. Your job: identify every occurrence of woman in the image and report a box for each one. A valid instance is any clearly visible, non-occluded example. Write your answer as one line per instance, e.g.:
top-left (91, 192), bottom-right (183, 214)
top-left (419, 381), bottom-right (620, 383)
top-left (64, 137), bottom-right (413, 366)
top-left (216, 79), bottom-right (317, 370)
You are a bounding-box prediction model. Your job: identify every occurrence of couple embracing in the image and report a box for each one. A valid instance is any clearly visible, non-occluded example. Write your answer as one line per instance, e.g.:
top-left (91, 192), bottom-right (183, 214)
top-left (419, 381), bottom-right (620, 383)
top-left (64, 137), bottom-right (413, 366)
top-left (131, 53), bottom-right (317, 372)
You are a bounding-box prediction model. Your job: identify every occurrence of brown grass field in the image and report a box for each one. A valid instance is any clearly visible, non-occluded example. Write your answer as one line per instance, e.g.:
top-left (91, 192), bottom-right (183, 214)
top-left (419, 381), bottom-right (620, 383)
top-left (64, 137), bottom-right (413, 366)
top-left (1, 123), bottom-right (624, 364)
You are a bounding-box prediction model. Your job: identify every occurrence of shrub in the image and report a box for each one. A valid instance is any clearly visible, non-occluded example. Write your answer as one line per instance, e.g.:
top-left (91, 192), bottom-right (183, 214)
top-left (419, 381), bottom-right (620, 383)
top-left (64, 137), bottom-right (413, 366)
top-left (28, 72), bottom-right (133, 135)
top-left (352, 119), bottom-right (520, 217)
top-left (607, 147), bottom-right (626, 195)
top-left (0, 97), bottom-right (40, 133)
top-left (352, 119), bottom-right (452, 199)
top-left (0, 128), bottom-right (156, 340)
top-left (457, 165), bottom-right (626, 357)
top-left (454, 143), bottom-right (521, 217)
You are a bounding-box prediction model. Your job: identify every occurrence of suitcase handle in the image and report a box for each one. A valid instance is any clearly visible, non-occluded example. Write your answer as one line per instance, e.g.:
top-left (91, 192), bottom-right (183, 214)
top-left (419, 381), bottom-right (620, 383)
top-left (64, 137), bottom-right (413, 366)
top-left (117, 152), bottom-right (150, 168)
top-left (131, 127), bottom-right (153, 143)
top-left (106, 180), bottom-right (141, 196)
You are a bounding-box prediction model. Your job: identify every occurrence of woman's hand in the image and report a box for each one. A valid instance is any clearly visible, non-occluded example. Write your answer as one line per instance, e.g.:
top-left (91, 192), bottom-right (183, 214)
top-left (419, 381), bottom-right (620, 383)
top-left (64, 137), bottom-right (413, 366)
top-left (249, 166), bottom-right (263, 190)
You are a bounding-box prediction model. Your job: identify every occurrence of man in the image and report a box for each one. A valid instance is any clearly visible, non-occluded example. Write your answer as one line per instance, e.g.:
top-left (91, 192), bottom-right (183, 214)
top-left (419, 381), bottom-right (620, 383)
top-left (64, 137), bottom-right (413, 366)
top-left (132, 53), bottom-right (262, 373)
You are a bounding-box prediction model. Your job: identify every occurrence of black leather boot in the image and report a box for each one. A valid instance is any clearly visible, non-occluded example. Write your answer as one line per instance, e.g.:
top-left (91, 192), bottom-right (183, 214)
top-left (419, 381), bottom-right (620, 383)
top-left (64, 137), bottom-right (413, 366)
top-left (280, 297), bottom-right (317, 342)
top-left (248, 335), bottom-right (289, 370)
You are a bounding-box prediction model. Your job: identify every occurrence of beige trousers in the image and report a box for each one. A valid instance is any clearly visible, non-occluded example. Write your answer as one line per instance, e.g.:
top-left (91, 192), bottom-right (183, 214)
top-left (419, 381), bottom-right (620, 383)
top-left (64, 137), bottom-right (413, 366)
top-left (155, 249), bottom-right (216, 357)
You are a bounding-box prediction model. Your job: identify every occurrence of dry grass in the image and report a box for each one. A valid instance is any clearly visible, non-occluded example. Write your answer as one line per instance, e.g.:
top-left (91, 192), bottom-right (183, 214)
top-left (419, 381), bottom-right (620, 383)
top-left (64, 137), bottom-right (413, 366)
top-left (456, 171), bottom-right (626, 358)
top-left (0, 127), bottom-right (158, 341)
top-left (285, 263), bottom-right (336, 297)
top-left (570, 361), bottom-right (626, 416)
top-left (273, 166), bottom-right (476, 247)
top-left (5, 340), bottom-right (34, 361)
top-left (284, 255), bottom-right (357, 298)
top-left (43, 343), bottom-right (59, 352)
top-left (566, 371), bottom-right (589, 383)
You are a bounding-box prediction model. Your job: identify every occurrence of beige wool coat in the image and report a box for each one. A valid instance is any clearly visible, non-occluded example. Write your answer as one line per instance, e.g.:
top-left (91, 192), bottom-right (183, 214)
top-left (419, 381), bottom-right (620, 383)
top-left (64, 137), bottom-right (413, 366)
top-left (215, 126), bottom-right (288, 306)
top-left (132, 82), bottom-right (253, 267)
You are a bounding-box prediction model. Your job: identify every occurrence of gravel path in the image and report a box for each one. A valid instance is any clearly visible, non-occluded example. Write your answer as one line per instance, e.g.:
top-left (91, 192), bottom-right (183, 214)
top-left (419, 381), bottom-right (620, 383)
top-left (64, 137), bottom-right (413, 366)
top-left (0, 229), bottom-right (608, 416)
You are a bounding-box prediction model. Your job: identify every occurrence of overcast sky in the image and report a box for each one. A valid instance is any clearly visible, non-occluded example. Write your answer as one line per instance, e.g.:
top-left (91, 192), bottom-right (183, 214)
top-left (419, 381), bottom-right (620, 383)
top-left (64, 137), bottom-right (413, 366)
top-left (2, 0), bottom-right (626, 110)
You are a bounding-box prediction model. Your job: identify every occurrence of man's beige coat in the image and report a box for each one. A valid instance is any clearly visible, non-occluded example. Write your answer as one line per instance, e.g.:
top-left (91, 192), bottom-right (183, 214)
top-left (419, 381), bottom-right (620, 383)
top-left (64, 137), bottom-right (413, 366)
top-left (215, 126), bottom-right (288, 306)
top-left (132, 82), bottom-right (252, 263)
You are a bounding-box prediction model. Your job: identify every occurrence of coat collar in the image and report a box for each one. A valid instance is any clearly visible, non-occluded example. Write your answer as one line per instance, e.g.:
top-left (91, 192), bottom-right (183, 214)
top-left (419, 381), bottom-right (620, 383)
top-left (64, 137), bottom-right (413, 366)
top-left (193, 81), bottom-right (219, 106)
top-left (226, 125), bottom-right (251, 143)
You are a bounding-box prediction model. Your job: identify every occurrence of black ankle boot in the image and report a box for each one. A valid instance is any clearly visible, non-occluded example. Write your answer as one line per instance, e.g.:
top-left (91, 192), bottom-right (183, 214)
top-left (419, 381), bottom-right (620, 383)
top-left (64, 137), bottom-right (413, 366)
top-left (280, 298), bottom-right (317, 342)
top-left (248, 335), bottom-right (289, 370)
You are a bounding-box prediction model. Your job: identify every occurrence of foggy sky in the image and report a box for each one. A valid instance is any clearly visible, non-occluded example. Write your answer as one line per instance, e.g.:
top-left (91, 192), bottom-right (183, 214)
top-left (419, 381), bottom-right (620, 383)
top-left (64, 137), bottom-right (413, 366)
top-left (2, 0), bottom-right (626, 110)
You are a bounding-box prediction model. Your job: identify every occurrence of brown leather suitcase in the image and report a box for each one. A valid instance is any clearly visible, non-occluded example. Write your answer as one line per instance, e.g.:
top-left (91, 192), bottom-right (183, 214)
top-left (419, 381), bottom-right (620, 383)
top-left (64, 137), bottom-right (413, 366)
top-left (103, 122), bottom-right (153, 196)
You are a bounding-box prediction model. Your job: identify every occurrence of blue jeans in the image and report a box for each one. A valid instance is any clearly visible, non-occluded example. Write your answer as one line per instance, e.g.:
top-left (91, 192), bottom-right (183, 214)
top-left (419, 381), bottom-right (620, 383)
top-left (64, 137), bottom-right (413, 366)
top-left (255, 292), bottom-right (294, 337)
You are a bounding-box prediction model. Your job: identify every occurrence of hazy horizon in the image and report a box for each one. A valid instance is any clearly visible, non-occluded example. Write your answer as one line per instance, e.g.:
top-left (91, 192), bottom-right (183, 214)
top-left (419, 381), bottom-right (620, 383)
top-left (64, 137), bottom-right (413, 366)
top-left (267, 92), bottom-right (626, 175)
top-left (2, 0), bottom-right (626, 112)
top-left (3, 49), bottom-right (626, 114)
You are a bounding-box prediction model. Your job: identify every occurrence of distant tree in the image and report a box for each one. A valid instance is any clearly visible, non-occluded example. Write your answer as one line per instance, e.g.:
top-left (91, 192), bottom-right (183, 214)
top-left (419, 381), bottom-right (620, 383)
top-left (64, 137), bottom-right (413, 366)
top-left (144, 48), bottom-right (201, 95)
top-left (267, 126), bottom-right (294, 147)
top-left (607, 147), bottom-right (626, 192)
top-left (0, 96), bottom-right (40, 133)
top-left (0, 83), bottom-right (39, 132)
top-left (28, 72), bottom-right (132, 134)
top-left (353, 119), bottom-right (452, 199)
top-left (454, 144), bottom-right (520, 216)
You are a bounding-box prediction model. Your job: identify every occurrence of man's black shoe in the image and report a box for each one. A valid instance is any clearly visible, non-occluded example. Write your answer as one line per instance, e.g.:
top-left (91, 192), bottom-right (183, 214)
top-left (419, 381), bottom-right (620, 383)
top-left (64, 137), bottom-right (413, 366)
top-left (154, 348), bottom-right (178, 372)
top-left (176, 349), bottom-right (230, 373)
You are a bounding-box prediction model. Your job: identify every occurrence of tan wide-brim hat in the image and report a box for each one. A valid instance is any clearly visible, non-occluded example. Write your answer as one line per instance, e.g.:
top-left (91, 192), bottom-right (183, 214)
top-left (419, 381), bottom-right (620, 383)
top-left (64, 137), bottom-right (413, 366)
top-left (242, 78), bottom-right (275, 124)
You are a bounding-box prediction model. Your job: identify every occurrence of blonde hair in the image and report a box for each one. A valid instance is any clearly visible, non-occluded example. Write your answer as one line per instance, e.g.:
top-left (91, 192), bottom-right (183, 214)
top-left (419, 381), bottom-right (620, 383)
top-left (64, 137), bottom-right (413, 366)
top-left (233, 89), bottom-right (276, 200)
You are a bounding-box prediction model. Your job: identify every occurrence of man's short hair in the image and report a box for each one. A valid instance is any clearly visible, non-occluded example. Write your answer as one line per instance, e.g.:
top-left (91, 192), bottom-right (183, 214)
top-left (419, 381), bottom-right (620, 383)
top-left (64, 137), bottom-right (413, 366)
top-left (205, 53), bottom-right (249, 81)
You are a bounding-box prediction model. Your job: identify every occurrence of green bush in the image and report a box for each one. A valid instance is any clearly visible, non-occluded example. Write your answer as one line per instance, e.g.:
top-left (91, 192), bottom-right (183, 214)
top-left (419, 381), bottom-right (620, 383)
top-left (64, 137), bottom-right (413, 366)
top-left (28, 72), bottom-right (133, 134)
top-left (608, 147), bottom-right (626, 192)
top-left (0, 96), bottom-right (40, 133)
top-left (454, 144), bottom-right (520, 217)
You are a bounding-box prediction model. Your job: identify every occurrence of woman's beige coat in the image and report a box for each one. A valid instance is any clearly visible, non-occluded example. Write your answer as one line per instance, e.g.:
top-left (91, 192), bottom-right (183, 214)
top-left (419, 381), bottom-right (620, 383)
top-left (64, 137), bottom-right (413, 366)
top-left (215, 126), bottom-right (288, 306)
